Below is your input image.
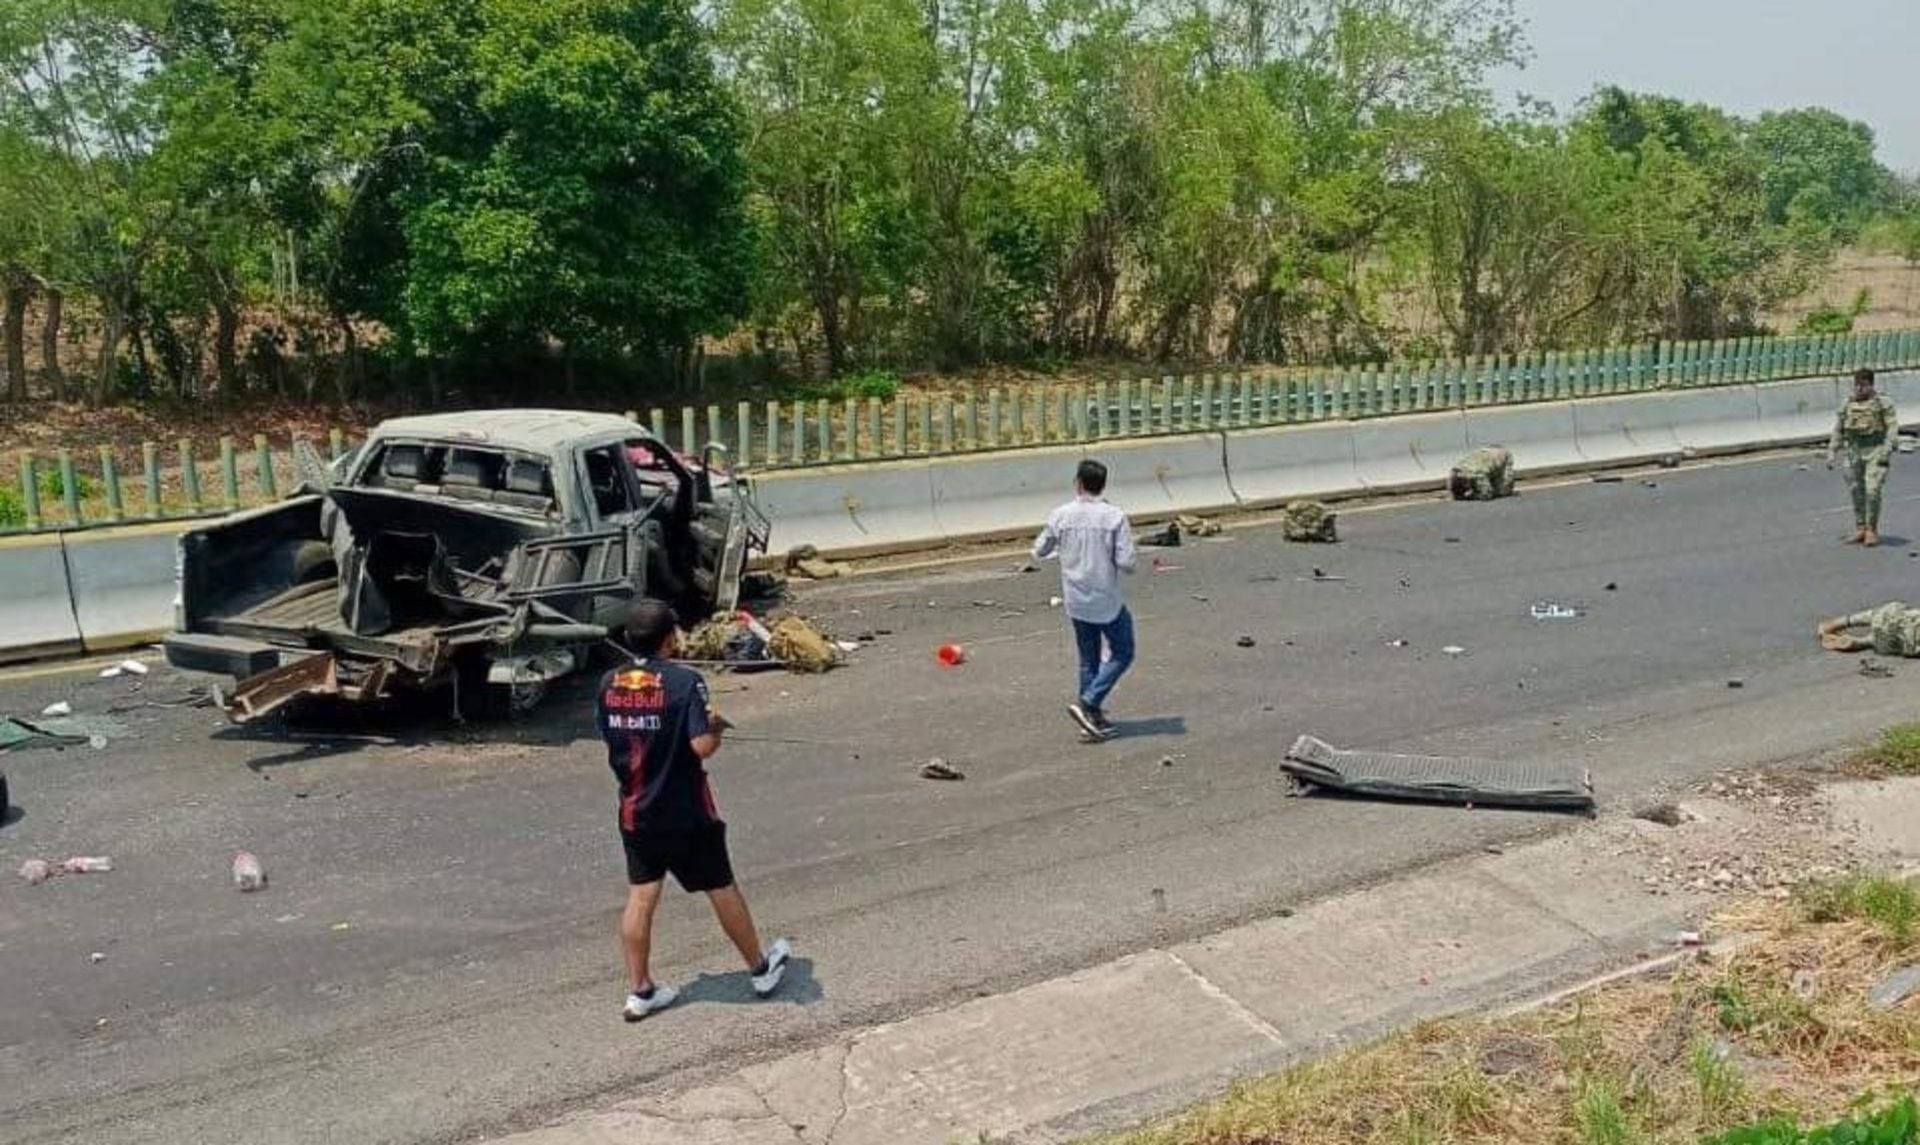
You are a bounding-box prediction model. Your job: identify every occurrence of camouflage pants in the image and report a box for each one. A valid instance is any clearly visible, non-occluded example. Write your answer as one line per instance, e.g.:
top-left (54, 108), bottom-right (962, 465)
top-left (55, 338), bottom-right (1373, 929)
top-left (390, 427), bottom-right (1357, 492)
top-left (1841, 448), bottom-right (1891, 529)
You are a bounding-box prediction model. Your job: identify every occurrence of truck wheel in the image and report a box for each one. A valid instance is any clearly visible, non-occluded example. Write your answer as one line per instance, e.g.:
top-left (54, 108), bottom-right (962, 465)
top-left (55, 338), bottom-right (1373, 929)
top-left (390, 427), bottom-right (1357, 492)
top-left (453, 659), bottom-right (550, 722)
top-left (290, 540), bottom-right (337, 585)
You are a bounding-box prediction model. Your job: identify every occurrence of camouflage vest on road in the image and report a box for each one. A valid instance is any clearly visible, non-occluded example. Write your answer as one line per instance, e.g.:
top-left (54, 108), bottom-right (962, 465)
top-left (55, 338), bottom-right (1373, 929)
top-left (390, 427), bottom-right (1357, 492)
top-left (1841, 397), bottom-right (1893, 438)
top-left (1450, 446), bottom-right (1515, 501)
top-left (1870, 602), bottom-right (1920, 657)
top-left (1282, 500), bottom-right (1338, 543)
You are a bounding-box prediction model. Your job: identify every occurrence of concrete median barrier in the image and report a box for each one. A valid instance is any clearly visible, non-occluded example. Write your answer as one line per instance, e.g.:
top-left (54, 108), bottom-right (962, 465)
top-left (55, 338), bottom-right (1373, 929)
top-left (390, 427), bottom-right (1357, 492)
top-left (931, 443), bottom-right (1086, 542)
top-left (754, 460), bottom-right (940, 558)
top-left (1754, 377), bottom-right (1841, 446)
top-left (0, 536), bottom-right (82, 663)
top-left (1093, 433), bottom-right (1236, 519)
top-left (62, 524), bottom-right (188, 653)
top-left (1874, 369), bottom-right (1920, 426)
top-left (1571, 394), bottom-right (1683, 466)
top-left (1664, 386), bottom-right (1765, 455)
top-left (1349, 411), bottom-right (1470, 494)
top-left (1223, 422), bottom-right (1362, 507)
top-left (1462, 402), bottom-right (1584, 474)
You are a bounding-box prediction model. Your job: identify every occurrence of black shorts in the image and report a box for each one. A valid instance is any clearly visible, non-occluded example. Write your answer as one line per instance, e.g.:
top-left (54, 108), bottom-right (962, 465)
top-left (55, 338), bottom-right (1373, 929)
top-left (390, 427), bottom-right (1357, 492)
top-left (622, 821), bottom-right (735, 892)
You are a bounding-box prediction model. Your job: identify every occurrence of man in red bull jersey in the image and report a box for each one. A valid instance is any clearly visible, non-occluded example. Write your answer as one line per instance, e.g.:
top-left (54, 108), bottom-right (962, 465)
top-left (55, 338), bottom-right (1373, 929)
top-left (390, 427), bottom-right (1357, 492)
top-left (598, 599), bottom-right (791, 1022)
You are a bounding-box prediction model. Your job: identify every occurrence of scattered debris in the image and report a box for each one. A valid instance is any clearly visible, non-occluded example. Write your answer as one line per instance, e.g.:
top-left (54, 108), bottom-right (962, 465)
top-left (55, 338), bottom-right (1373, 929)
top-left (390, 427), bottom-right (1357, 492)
top-left (89, 951), bottom-right (105, 965)
top-left (118, 659), bottom-right (149, 677)
top-left (738, 571), bottom-right (789, 603)
top-left (1657, 454), bottom-right (1682, 469)
top-left (63, 856), bottom-right (112, 874)
top-left (784, 544), bottom-right (846, 580)
top-left (1442, 645), bottom-right (1467, 657)
top-left (1301, 568), bottom-right (1347, 583)
top-left (969, 600), bottom-right (997, 608)
top-left (1591, 474), bottom-right (1625, 484)
top-left (1281, 735), bottom-right (1596, 811)
top-left (1790, 968), bottom-right (1820, 1000)
top-left (1150, 559), bottom-right (1185, 573)
top-left (1450, 446), bottom-right (1516, 500)
top-left (1530, 602), bottom-right (1581, 621)
top-left (1176, 514), bottom-right (1223, 537)
top-left (233, 852), bottom-right (267, 893)
top-left (1385, 638), bottom-right (1409, 648)
top-left (1675, 930), bottom-right (1704, 948)
top-left (1048, 596), bottom-right (1063, 608)
top-left (1641, 480), bottom-right (1659, 489)
top-left (19, 859), bottom-right (51, 885)
top-left (0, 714), bottom-right (124, 753)
top-left (1443, 536), bottom-right (1462, 544)
top-left (1633, 802), bottom-right (1693, 828)
top-left (40, 701), bottom-right (71, 717)
top-left (1604, 582), bottom-right (1618, 592)
top-left (768, 618), bottom-right (840, 673)
top-left (1159, 756), bottom-right (1175, 768)
top-left (1484, 844), bottom-right (1505, 856)
top-left (918, 758), bottom-right (965, 781)
top-left (1281, 501), bottom-right (1338, 543)
top-left (1138, 521), bottom-right (1183, 548)
top-left (1727, 679), bottom-right (1745, 689)
top-left (1015, 562), bottom-right (1039, 574)
top-left (1859, 658), bottom-right (1896, 679)
top-left (935, 643), bottom-right (967, 667)
top-left (1236, 635), bottom-right (1257, 648)
top-left (1868, 966), bottom-right (1920, 1011)
top-left (1191, 593), bottom-right (1210, 603)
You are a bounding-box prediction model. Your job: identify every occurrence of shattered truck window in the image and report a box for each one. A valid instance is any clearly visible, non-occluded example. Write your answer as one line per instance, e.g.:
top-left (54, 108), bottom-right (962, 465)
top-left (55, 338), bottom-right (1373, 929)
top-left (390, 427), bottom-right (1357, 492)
top-left (355, 442), bottom-right (556, 515)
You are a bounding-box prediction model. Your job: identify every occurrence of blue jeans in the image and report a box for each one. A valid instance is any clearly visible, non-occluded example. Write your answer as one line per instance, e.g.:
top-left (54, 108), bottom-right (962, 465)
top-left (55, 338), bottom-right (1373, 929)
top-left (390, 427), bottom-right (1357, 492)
top-left (1071, 607), bottom-right (1136, 712)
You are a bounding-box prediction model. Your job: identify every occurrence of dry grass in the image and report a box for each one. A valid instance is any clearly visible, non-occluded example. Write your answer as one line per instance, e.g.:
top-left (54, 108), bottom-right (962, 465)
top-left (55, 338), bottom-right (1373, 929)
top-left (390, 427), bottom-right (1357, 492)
top-left (1100, 883), bottom-right (1920, 1145)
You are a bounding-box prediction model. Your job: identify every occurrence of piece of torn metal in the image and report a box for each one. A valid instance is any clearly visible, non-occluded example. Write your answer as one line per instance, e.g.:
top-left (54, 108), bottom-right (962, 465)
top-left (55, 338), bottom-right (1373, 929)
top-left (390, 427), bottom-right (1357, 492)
top-left (1281, 735), bottom-right (1595, 811)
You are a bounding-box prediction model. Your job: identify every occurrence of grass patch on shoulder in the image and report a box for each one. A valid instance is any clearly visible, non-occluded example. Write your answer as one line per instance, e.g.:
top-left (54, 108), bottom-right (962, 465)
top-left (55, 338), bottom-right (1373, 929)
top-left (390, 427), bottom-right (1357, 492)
top-left (1098, 885), bottom-right (1920, 1145)
top-left (1854, 724), bottom-right (1920, 776)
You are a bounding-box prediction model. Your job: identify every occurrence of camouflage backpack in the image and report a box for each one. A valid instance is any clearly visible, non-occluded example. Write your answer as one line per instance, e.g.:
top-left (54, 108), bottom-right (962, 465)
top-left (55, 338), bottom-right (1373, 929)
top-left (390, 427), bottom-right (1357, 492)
top-left (1450, 446), bottom-right (1515, 501)
top-left (1282, 500), bottom-right (1338, 543)
top-left (1870, 602), bottom-right (1920, 657)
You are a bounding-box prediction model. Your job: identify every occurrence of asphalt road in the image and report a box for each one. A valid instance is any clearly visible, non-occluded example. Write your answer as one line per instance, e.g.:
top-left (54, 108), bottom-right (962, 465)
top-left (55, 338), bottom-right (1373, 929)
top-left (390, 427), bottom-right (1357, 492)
top-left (5, 450), bottom-right (1920, 1145)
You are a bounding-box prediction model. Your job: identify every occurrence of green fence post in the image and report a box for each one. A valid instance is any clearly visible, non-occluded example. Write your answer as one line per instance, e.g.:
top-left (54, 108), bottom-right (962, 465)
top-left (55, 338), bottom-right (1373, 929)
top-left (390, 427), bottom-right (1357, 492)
top-left (180, 441), bottom-right (202, 514)
top-left (707, 405), bottom-right (723, 453)
top-left (836, 398), bottom-right (852, 459)
top-left (737, 402), bottom-right (753, 468)
top-left (677, 407), bottom-right (694, 455)
top-left (1037, 388), bottom-right (1052, 442)
top-left (18, 453), bottom-right (40, 529)
top-left (1088, 381), bottom-right (1105, 438)
top-left (813, 399), bottom-right (830, 459)
top-left (891, 397), bottom-right (906, 456)
top-left (650, 409), bottom-right (667, 442)
top-left (1109, 379), bottom-right (1127, 436)
top-left (1157, 377), bottom-right (1173, 432)
top-left (98, 445), bottom-right (124, 522)
top-left (983, 391), bottom-right (999, 448)
top-left (54, 448), bottom-right (79, 523)
top-left (623, 408), bottom-right (639, 425)
top-left (937, 397), bottom-right (953, 453)
top-left (1010, 387), bottom-right (1027, 443)
top-left (328, 427), bottom-right (345, 461)
top-left (955, 394), bottom-right (973, 451)
top-left (217, 437), bottom-right (239, 512)
top-left (866, 397), bottom-right (883, 457)
top-left (141, 442), bottom-right (160, 518)
top-left (765, 401), bottom-right (779, 466)
top-left (254, 434), bottom-right (277, 501)
top-left (790, 401), bottom-right (805, 464)
top-left (917, 396), bottom-right (932, 454)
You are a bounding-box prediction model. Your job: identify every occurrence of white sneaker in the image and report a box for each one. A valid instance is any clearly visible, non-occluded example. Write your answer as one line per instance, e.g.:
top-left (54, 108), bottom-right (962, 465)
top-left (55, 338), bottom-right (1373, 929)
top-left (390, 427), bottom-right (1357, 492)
top-left (623, 983), bottom-right (679, 1022)
top-left (751, 939), bottom-right (792, 998)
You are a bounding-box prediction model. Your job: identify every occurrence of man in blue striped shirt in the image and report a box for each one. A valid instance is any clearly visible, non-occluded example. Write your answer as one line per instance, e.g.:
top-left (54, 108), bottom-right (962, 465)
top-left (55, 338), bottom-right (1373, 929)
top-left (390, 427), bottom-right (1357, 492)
top-left (1033, 460), bottom-right (1139, 741)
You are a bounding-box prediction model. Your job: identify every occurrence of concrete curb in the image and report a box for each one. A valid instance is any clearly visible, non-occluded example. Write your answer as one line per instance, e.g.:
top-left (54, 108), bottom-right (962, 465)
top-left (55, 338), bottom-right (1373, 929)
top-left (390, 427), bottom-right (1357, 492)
top-left (486, 826), bottom-right (1711, 1145)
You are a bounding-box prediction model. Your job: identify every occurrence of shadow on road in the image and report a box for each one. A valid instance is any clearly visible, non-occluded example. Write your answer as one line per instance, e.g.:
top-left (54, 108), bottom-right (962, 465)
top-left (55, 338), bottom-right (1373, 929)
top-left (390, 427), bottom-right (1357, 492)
top-left (674, 956), bottom-right (826, 1010)
top-left (1108, 715), bottom-right (1187, 740)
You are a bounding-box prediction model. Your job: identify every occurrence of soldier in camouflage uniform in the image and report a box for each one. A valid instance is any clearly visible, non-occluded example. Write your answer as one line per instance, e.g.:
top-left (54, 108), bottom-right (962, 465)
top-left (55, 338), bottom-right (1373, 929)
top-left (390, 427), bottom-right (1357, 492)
top-left (1818, 602), bottom-right (1920, 656)
top-left (1826, 368), bottom-right (1898, 547)
top-left (1449, 446), bottom-right (1516, 501)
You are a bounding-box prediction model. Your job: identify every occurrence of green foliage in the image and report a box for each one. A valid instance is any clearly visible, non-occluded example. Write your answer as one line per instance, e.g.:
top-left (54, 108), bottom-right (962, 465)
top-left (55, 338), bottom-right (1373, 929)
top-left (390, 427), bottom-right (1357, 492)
top-left (1797, 289), bottom-right (1873, 335)
top-left (1796, 872), bottom-right (1918, 944)
top-left (0, 484), bottom-right (23, 528)
top-left (37, 465), bottom-right (95, 504)
top-left (1688, 1038), bottom-right (1748, 1123)
top-left (1574, 1076), bottom-right (1639, 1145)
top-left (1704, 1096), bottom-right (1918, 1145)
top-left (1861, 723), bottom-right (1920, 774)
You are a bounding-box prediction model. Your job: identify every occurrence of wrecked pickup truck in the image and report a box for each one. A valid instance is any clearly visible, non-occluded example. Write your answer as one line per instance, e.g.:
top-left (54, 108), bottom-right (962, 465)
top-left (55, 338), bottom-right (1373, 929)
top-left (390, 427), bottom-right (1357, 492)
top-left (165, 410), bottom-right (769, 721)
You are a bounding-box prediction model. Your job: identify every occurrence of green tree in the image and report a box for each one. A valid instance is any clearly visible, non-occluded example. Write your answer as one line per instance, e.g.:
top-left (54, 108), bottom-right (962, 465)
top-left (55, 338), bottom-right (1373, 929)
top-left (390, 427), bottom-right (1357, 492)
top-left (1750, 107), bottom-right (1886, 235)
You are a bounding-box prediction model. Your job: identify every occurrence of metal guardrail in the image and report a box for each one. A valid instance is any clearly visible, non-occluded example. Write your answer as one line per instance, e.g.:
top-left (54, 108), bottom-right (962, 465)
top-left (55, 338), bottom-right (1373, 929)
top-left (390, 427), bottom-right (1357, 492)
top-left (5, 329), bottom-right (1918, 536)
